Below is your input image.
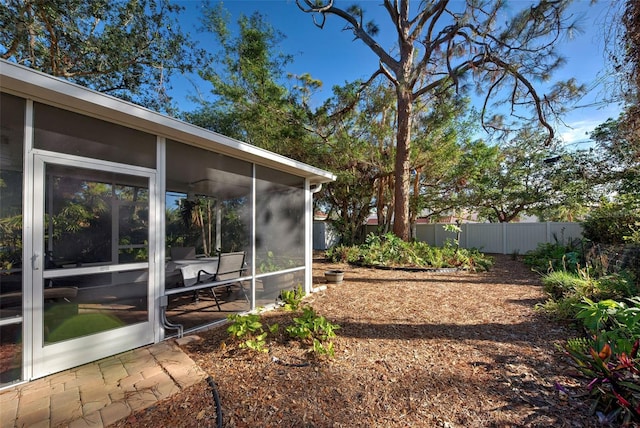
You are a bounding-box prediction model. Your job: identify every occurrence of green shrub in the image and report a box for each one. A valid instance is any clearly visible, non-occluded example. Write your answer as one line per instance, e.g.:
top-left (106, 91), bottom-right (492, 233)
top-left (582, 201), bottom-right (640, 245)
top-left (622, 245), bottom-right (640, 290)
top-left (227, 305), bottom-right (340, 358)
top-left (539, 270), bottom-right (637, 321)
top-left (575, 297), bottom-right (640, 354)
top-left (559, 297), bottom-right (640, 425)
top-left (535, 296), bottom-right (583, 320)
top-left (226, 313), bottom-right (278, 353)
top-left (285, 305), bottom-right (340, 357)
top-left (542, 270), bottom-right (591, 300)
top-left (592, 273), bottom-right (637, 301)
top-left (326, 233), bottom-right (493, 271)
top-left (325, 244), bottom-right (361, 263)
top-left (279, 284), bottom-right (305, 311)
top-left (625, 223), bottom-right (640, 245)
top-left (524, 241), bottom-right (584, 274)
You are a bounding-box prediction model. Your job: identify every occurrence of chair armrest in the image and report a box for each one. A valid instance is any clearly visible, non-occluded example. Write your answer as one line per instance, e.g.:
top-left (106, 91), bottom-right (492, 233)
top-left (196, 269), bottom-right (215, 283)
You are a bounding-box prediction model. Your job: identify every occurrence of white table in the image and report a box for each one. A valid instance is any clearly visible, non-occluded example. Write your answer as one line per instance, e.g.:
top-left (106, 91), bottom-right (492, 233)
top-left (166, 257), bottom-right (218, 271)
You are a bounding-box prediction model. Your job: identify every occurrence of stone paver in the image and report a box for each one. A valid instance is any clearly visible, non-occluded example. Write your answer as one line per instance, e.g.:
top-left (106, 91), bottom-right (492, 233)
top-left (68, 412), bottom-right (104, 428)
top-left (50, 387), bottom-right (83, 426)
top-left (15, 400), bottom-right (49, 428)
top-left (125, 390), bottom-right (157, 411)
top-left (135, 371), bottom-right (180, 400)
top-left (0, 338), bottom-right (207, 428)
top-left (115, 373), bottom-right (144, 392)
top-left (98, 401), bottom-right (131, 427)
top-left (0, 389), bottom-right (19, 427)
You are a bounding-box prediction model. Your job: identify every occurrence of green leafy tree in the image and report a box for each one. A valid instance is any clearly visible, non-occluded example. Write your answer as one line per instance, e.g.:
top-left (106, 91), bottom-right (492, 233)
top-left (185, 5), bottom-right (318, 160)
top-left (417, 136), bottom-right (497, 222)
top-left (590, 118), bottom-right (640, 203)
top-left (297, 0), bottom-right (584, 240)
top-left (0, 0), bottom-right (205, 113)
top-left (409, 97), bottom-right (480, 224)
top-left (312, 81), bottom-right (389, 244)
top-left (536, 148), bottom-right (603, 222)
top-left (312, 78), bottom-right (473, 242)
top-left (604, 1), bottom-right (639, 182)
top-left (462, 129), bottom-right (567, 223)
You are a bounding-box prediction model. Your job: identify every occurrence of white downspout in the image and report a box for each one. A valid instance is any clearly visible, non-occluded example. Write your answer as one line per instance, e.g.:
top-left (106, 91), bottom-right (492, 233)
top-left (306, 182), bottom-right (323, 295)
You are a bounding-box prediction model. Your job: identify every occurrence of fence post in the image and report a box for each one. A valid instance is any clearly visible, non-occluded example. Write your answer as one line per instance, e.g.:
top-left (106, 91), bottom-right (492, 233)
top-left (461, 223), bottom-right (468, 249)
top-left (502, 222), bottom-right (507, 254)
top-left (546, 222), bottom-right (551, 244)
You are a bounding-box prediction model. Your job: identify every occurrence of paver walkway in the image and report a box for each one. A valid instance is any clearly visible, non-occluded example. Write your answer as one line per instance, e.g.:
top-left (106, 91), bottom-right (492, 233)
top-left (0, 338), bottom-right (206, 428)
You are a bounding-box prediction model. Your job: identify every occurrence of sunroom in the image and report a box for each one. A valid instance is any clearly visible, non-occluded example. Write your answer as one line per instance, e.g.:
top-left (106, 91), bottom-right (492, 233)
top-left (0, 60), bottom-right (335, 387)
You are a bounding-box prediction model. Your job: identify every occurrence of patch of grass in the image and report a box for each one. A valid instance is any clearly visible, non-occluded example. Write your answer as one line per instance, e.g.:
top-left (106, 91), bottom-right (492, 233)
top-left (542, 270), bottom-right (591, 300)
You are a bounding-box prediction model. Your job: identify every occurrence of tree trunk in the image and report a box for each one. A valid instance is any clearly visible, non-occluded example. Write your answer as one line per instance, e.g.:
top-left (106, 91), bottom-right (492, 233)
top-left (409, 166), bottom-right (422, 240)
top-left (376, 175), bottom-right (387, 232)
top-left (392, 87), bottom-right (413, 240)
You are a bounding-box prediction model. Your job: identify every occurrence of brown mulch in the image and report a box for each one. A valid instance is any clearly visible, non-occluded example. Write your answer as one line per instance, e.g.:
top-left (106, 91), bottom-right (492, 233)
top-left (113, 255), bottom-right (600, 428)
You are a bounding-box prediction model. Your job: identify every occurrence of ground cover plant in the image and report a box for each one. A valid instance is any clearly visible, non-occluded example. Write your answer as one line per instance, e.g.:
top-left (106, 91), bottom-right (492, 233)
top-left (560, 300), bottom-right (640, 425)
top-left (226, 301), bottom-right (340, 358)
top-left (114, 255), bottom-right (602, 428)
top-left (525, 241), bottom-right (640, 425)
top-left (326, 232), bottom-right (493, 272)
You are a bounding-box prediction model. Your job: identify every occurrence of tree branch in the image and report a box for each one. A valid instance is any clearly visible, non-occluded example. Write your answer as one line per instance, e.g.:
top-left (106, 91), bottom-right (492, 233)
top-left (298, 0), bottom-right (398, 71)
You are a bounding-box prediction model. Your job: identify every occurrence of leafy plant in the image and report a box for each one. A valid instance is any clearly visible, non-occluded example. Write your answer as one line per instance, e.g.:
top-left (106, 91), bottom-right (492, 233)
top-left (537, 269), bottom-right (637, 321)
top-left (524, 240), bottom-right (584, 274)
top-left (325, 232), bottom-right (493, 271)
top-left (535, 296), bottom-right (583, 320)
top-left (258, 250), bottom-right (298, 273)
top-left (575, 297), bottom-right (640, 354)
top-left (325, 244), bottom-right (361, 263)
top-left (590, 273), bottom-right (637, 301)
top-left (624, 222), bottom-right (640, 245)
top-left (443, 223), bottom-right (462, 251)
top-left (561, 338), bottom-right (640, 425)
top-left (285, 306), bottom-right (340, 357)
top-left (582, 201), bottom-right (640, 245)
top-left (542, 270), bottom-right (592, 300)
top-left (227, 313), bottom-right (278, 353)
top-left (279, 285), bottom-right (305, 311)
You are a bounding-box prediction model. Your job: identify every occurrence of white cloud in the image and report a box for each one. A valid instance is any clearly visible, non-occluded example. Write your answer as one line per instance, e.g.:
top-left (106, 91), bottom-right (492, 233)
top-left (557, 103), bottom-right (621, 146)
top-left (558, 120), bottom-right (597, 145)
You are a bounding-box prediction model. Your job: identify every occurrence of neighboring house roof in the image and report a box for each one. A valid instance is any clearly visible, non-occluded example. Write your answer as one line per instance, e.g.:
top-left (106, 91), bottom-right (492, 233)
top-left (0, 59), bottom-right (336, 185)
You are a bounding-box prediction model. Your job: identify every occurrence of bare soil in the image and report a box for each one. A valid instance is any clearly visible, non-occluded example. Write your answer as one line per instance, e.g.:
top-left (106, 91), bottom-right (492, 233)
top-left (113, 255), bottom-right (601, 428)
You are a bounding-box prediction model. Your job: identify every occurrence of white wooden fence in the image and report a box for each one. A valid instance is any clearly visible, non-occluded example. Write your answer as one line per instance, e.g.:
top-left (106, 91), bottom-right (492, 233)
top-left (414, 222), bottom-right (583, 254)
top-left (314, 221), bottom-right (584, 254)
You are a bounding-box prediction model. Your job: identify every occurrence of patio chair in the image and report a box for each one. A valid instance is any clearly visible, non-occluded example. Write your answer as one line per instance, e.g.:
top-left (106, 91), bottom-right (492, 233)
top-left (179, 251), bottom-right (249, 310)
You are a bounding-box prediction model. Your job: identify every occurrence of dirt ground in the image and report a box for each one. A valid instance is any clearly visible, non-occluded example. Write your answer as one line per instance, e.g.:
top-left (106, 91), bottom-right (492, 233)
top-left (113, 255), bottom-right (602, 428)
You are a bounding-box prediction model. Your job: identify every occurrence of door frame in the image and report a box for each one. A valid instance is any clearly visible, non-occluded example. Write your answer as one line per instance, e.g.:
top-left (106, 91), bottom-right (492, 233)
top-left (28, 150), bottom-right (158, 379)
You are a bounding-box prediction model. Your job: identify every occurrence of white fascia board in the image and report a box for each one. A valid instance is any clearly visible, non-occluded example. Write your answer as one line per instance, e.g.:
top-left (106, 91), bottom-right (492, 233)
top-left (0, 60), bottom-right (336, 185)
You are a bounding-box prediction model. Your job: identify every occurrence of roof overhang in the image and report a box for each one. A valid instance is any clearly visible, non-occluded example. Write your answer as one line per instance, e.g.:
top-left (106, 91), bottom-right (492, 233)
top-left (0, 60), bottom-right (335, 185)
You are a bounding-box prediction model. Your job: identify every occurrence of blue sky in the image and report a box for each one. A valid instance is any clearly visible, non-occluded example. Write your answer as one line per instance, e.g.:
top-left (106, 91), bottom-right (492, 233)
top-left (171, 0), bottom-right (623, 146)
